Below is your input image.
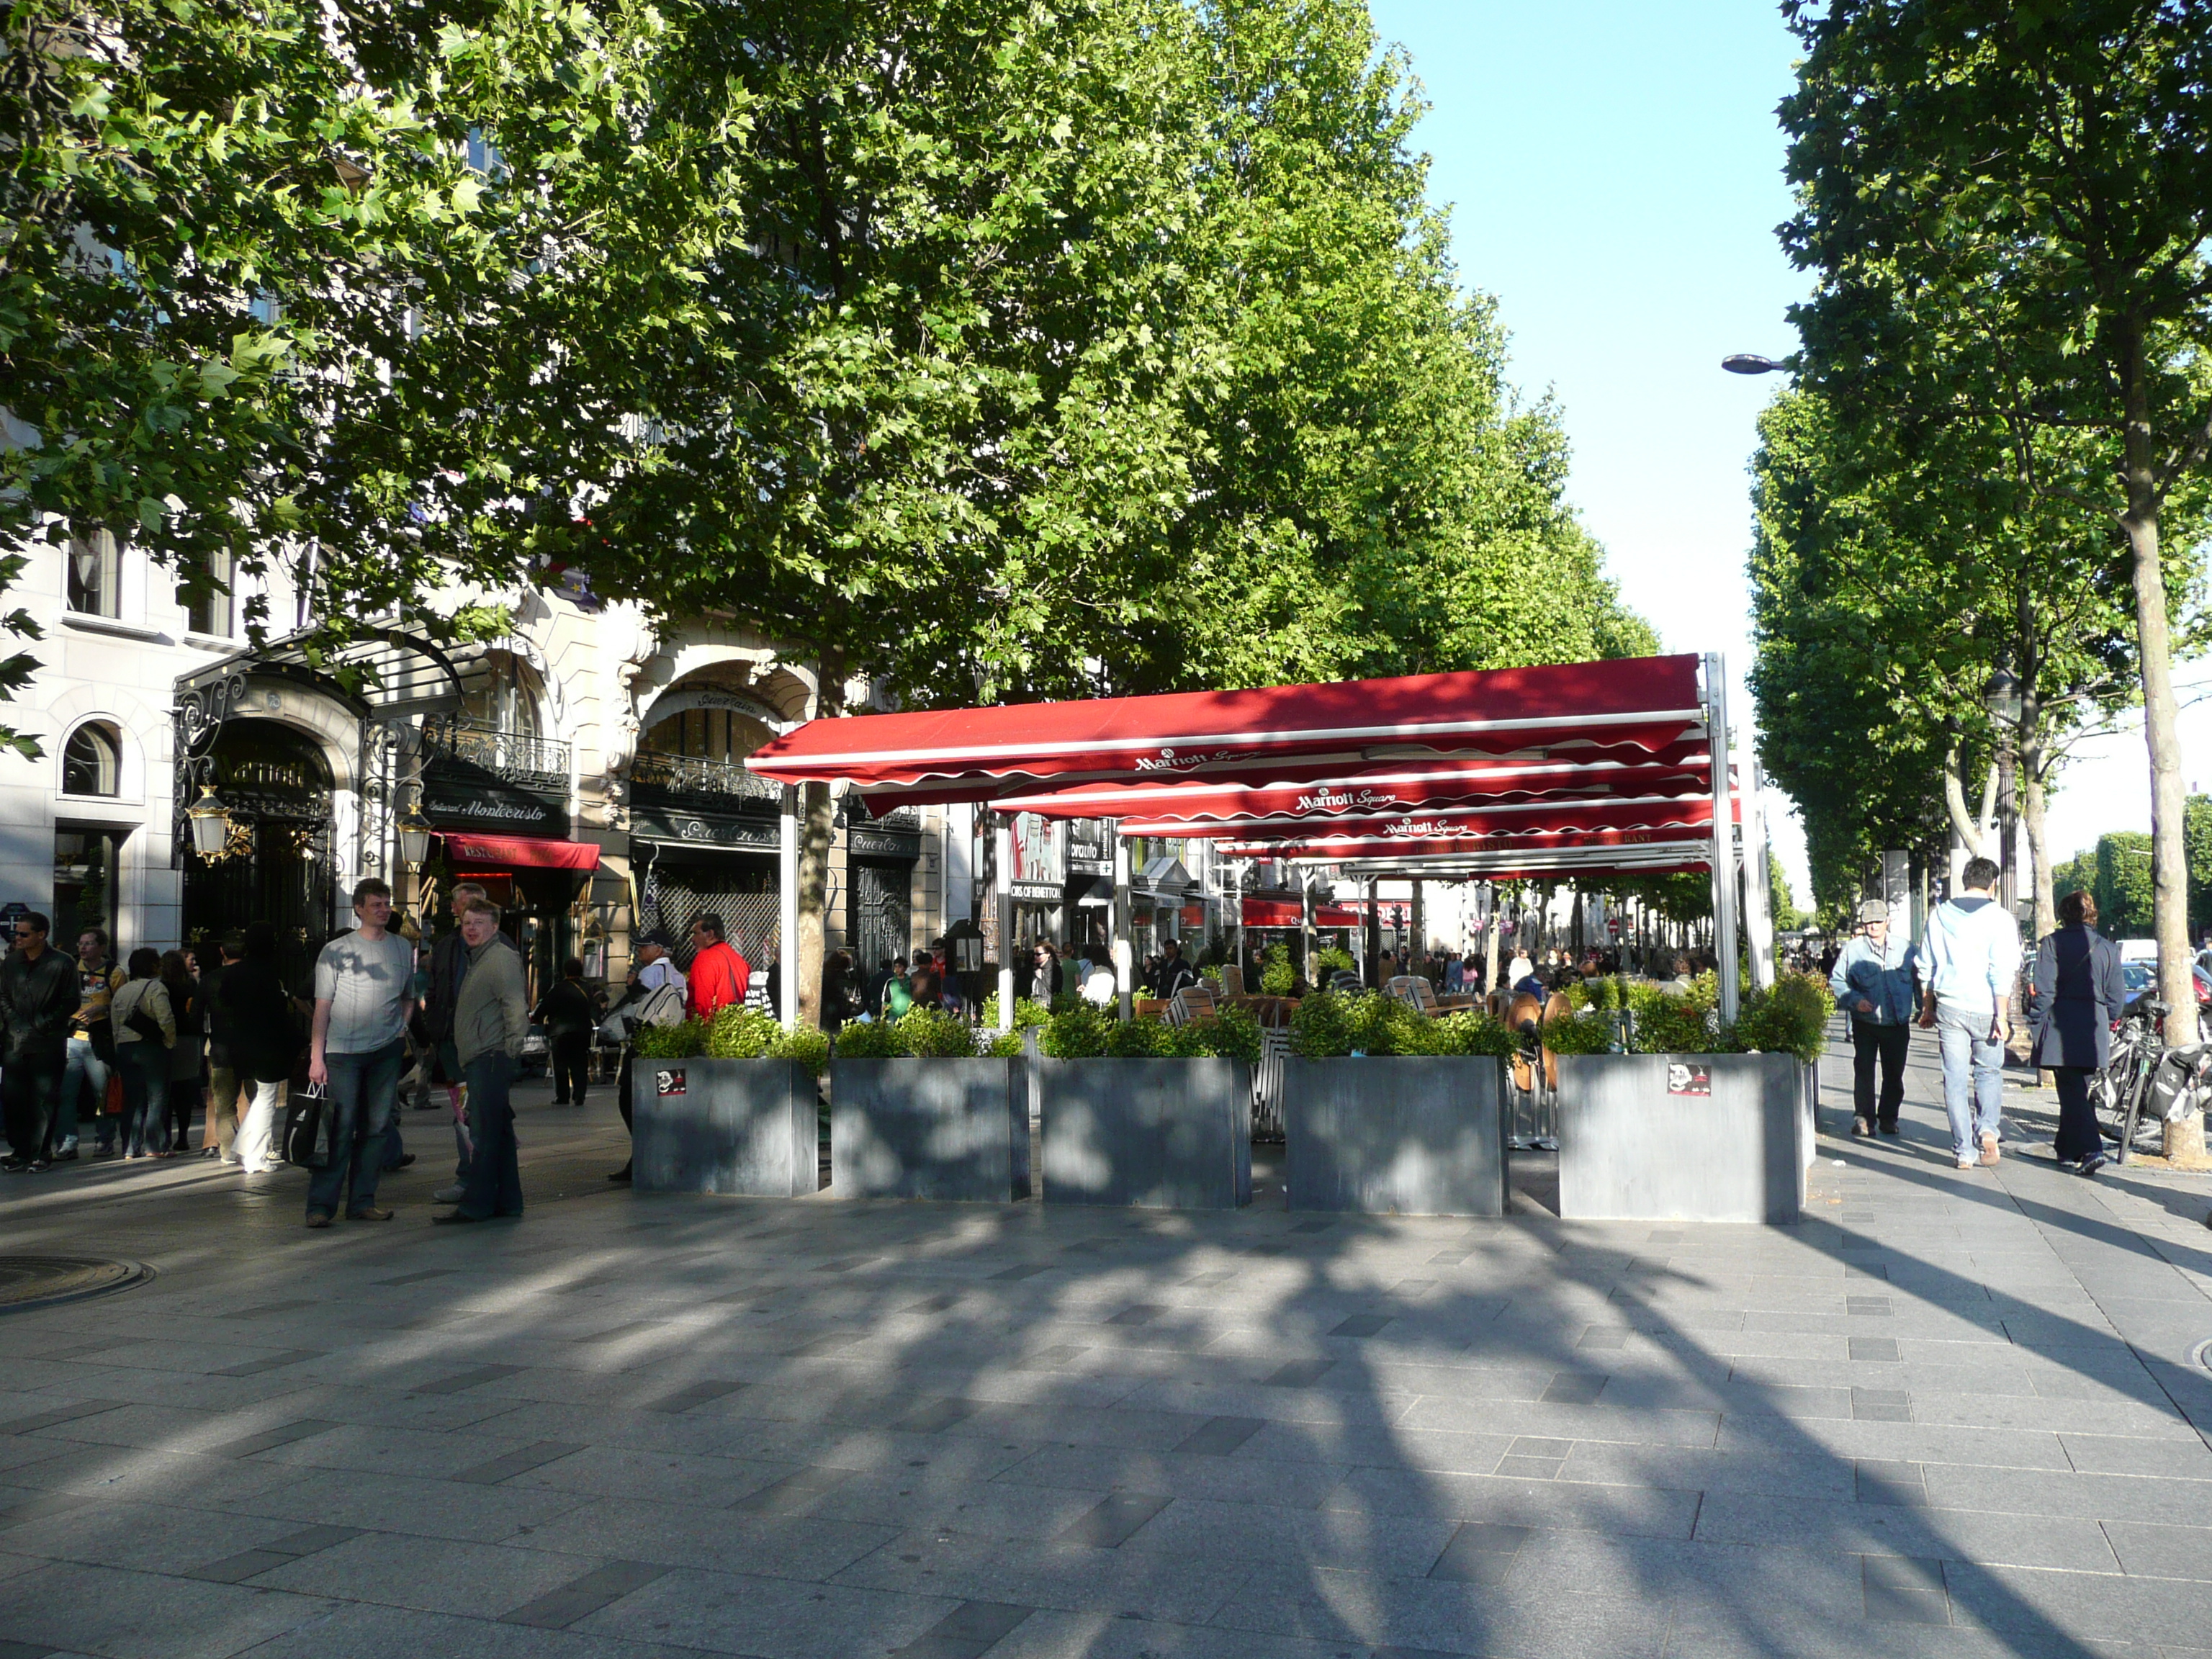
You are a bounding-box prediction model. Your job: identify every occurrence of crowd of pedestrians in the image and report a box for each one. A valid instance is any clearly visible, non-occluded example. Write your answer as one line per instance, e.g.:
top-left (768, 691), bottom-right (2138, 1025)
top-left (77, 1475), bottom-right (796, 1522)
top-left (0, 876), bottom-right (549, 1227)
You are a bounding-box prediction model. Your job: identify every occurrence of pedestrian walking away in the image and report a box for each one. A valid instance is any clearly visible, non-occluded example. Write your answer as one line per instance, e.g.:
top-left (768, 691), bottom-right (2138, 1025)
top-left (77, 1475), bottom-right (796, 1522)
top-left (199, 934), bottom-right (246, 1161)
top-left (304, 878), bottom-right (416, 1227)
top-left (1830, 898), bottom-right (1916, 1138)
top-left (436, 898), bottom-right (528, 1224)
top-left (109, 949), bottom-right (176, 1159)
top-left (59, 928), bottom-right (125, 1161)
top-left (534, 956), bottom-right (598, 1106)
top-left (216, 923), bottom-right (300, 1176)
top-left (161, 949), bottom-right (204, 1154)
top-left (1, 912), bottom-right (80, 1172)
top-left (1917, 855), bottom-right (2023, 1170)
top-left (2029, 888), bottom-right (2127, 1177)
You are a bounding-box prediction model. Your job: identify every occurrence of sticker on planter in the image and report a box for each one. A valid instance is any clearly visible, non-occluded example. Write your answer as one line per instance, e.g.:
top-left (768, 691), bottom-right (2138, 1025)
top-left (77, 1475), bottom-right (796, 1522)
top-left (1666, 1062), bottom-right (1711, 1097)
top-left (656, 1067), bottom-right (686, 1097)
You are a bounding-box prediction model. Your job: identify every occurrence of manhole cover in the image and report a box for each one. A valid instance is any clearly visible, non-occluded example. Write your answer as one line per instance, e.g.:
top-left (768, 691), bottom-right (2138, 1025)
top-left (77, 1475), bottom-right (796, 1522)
top-left (0, 1256), bottom-right (153, 1314)
top-left (2194, 1337), bottom-right (2212, 1377)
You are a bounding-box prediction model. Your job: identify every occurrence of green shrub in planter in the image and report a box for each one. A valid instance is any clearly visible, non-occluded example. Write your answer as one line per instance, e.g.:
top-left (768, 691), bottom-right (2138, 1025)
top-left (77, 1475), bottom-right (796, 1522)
top-left (1040, 1003), bottom-right (1260, 1064)
top-left (701, 1006), bottom-right (831, 1069)
top-left (1543, 969), bottom-right (1832, 1064)
top-left (978, 994), bottom-right (1055, 1031)
top-left (1290, 990), bottom-right (1513, 1058)
top-left (1259, 943), bottom-right (1295, 996)
top-left (1538, 1009), bottom-right (1616, 1055)
top-left (1314, 945), bottom-right (1356, 977)
top-left (634, 1017), bottom-right (707, 1059)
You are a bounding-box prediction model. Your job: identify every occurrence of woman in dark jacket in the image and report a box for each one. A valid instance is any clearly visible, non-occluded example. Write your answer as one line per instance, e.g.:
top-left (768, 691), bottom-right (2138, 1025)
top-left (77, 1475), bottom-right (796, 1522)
top-left (2029, 889), bottom-right (2128, 1174)
top-left (213, 922), bottom-right (302, 1174)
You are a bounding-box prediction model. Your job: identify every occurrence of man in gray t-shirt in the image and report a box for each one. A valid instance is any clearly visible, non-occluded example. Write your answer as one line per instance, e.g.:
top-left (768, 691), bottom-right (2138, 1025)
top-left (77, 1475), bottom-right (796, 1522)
top-left (304, 878), bottom-right (417, 1228)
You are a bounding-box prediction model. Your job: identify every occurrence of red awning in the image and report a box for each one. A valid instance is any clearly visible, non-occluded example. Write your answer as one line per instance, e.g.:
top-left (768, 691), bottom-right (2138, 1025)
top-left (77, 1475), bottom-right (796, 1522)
top-left (992, 742), bottom-right (1714, 824)
top-left (441, 833), bottom-right (601, 873)
top-left (1241, 898), bottom-right (1364, 928)
top-left (748, 655), bottom-right (1706, 794)
top-left (1220, 824), bottom-right (1714, 860)
top-left (1198, 796), bottom-right (1720, 848)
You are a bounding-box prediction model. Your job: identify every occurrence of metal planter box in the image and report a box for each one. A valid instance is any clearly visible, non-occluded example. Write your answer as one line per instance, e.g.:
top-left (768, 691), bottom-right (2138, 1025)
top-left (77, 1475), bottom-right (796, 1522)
top-left (1555, 1053), bottom-right (1812, 1223)
top-left (632, 1057), bottom-right (818, 1197)
top-left (830, 1058), bottom-right (1030, 1202)
top-left (1038, 1058), bottom-right (1252, 1209)
top-left (1282, 1056), bottom-right (1509, 1216)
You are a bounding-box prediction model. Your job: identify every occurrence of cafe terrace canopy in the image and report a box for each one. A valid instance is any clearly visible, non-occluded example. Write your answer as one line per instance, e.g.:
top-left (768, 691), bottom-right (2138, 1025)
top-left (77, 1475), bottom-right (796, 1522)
top-left (745, 652), bottom-right (1766, 1024)
top-left (748, 655), bottom-right (1707, 796)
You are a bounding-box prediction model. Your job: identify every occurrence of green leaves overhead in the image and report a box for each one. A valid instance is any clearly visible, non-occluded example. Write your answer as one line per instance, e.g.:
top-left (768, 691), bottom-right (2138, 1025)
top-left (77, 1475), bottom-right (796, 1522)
top-left (6, 0), bottom-right (1650, 734)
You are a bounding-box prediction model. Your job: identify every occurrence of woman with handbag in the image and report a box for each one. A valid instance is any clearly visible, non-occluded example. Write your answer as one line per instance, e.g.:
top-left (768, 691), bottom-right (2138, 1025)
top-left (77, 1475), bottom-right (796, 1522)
top-left (2028, 889), bottom-right (2128, 1176)
top-left (109, 948), bottom-right (176, 1159)
top-left (214, 923), bottom-right (300, 1174)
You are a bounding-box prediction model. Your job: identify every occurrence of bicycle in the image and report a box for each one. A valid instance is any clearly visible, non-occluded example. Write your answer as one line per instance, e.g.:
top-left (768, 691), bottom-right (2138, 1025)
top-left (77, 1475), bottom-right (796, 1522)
top-left (2090, 998), bottom-right (2164, 1163)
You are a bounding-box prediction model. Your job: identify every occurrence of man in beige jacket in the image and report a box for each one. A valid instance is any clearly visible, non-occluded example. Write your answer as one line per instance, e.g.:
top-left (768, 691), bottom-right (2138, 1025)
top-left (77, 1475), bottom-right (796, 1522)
top-left (433, 899), bottom-right (529, 1224)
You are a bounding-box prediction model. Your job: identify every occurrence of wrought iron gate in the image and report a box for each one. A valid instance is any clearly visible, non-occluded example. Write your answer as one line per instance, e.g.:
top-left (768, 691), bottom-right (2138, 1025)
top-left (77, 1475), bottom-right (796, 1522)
top-left (850, 863), bottom-right (911, 971)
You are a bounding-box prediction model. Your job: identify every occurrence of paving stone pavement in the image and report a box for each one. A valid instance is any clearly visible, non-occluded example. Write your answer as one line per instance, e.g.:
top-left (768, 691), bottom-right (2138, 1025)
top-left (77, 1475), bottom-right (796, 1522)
top-left (0, 1028), bottom-right (2209, 1658)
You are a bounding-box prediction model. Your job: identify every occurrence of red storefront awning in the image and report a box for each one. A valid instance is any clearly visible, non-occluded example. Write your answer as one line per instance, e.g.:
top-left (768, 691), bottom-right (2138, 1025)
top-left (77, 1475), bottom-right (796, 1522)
top-left (441, 833), bottom-right (601, 872)
top-left (748, 655), bottom-right (1706, 794)
top-left (991, 742), bottom-right (1713, 824)
top-left (1241, 897), bottom-right (1365, 928)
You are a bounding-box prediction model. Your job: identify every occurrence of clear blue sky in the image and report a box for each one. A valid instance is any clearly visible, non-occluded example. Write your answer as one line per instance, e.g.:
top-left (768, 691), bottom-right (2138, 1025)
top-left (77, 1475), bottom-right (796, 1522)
top-left (1367, 0), bottom-right (2197, 896)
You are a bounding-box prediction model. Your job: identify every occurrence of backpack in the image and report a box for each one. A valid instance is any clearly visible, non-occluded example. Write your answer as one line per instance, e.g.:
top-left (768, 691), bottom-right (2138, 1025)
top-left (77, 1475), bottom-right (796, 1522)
top-left (602, 978), bottom-right (686, 1043)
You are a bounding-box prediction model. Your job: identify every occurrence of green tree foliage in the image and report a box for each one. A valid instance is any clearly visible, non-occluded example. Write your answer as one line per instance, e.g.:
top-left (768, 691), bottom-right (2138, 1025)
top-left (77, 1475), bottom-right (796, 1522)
top-left (6, 0), bottom-right (1653, 750)
top-left (1779, 0), bottom-right (2212, 1036)
top-left (2092, 834), bottom-right (2155, 941)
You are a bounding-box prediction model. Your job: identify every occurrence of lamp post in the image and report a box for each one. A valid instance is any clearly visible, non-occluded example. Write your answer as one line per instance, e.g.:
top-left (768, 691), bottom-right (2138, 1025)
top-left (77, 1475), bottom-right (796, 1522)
top-left (184, 780), bottom-right (232, 860)
top-left (1983, 665), bottom-right (2024, 913)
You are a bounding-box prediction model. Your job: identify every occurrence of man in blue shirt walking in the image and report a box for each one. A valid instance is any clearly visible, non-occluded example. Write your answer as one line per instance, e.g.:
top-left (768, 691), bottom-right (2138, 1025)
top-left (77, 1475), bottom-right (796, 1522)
top-left (1830, 899), bottom-right (1917, 1138)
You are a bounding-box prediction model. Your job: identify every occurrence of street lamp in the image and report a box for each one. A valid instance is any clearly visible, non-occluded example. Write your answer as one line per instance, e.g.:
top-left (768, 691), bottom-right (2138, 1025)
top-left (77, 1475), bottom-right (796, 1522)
top-left (396, 796), bottom-right (433, 869)
top-left (184, 781), bottom-right (232, 860)
top-left (1722, 354), bottom-right (1791, 375)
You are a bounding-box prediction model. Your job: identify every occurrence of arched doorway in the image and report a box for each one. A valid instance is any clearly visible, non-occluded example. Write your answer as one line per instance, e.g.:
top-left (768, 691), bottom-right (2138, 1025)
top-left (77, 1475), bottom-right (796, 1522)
top-left (181, 720), bottom-right (337, 991)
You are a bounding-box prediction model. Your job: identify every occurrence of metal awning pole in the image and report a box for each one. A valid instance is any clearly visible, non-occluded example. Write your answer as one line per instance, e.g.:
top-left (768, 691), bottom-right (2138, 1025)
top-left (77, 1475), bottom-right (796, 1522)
top-left (994, 812), bottom-right (1016, 1033)
top-left (778, 786), bottom-right (801, 1032)
top-left (1112, 824), bottom-right (1133, 1022)
top-left (1705, 652), bottom-right (1740, 1025)
top-left (1743, 756), bottom-right (1776, 992)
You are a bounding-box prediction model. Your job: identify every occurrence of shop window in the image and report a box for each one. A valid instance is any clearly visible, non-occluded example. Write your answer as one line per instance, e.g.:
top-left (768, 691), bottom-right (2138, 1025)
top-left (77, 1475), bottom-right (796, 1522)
top-left (60, 722), bottom-right (121, 797)
top-left (642, 704), bottom-right (771, 763)
top-left (182, 548), bottom-right (233, 637)
top-left (54, 830), bottom-right (120, 952)
top-left (66, 529), bottom-right (120, 619)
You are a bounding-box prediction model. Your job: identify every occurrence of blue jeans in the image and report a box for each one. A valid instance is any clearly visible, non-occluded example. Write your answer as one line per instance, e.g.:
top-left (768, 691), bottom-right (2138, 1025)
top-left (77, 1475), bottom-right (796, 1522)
top-left (307, 1038), bottom-right (406, 1218)
top-left (117, 1041), bottom-right (170, 1156)
top-left (1935, 1004), bottom-right (2004, 1163)
top-left (456, 1051), bottom-right (522, 1219)
top-left (59, 1035), bottom-right (109, 1153)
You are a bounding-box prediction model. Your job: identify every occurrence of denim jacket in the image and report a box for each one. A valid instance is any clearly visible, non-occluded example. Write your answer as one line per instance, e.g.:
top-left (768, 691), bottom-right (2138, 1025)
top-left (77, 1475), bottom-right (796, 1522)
top-left (1830, 934), bottom-right (1918, 1025)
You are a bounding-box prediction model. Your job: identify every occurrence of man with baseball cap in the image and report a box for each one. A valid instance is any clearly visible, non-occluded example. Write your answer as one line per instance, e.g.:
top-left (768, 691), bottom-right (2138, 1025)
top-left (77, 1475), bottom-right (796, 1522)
top-left (1830, 897), bottom-right (1917, 1138)
top-left (608, 928), bottom-right (685, 1187)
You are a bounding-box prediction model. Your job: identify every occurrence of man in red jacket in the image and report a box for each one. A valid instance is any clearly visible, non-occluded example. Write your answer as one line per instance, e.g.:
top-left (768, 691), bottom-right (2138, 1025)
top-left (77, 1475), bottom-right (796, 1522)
top-left (685, 914), bottom-right (750, 1020)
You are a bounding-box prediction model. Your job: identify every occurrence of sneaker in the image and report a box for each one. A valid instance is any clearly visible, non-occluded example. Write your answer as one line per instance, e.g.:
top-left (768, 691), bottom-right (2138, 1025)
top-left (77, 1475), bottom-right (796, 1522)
top-left (432, 1184), bottom-right (466, 1204)
top-left (1877, 1123), bottom-right (1900, 1136)
top-left (2078, 1154), bottom-right (2107, 1177)
top-left (348, 1206), bottom-right (395, 1222)
top-left (0, 1158), bottom-right (28, 1173)
top-left (1851, 1120), bottom-right (1873, 1138)
top-left (25, 1161), bottom-right (50, 1174)
top-left (52, 1146), bottom-right (78, 1163)
top-left (1979, 1137), bottom-right (2000, 1167)
top-left (305, 1211), bottom-right (334, 1230)
top-left (1955, 1157), bottom-right (1977, 1171)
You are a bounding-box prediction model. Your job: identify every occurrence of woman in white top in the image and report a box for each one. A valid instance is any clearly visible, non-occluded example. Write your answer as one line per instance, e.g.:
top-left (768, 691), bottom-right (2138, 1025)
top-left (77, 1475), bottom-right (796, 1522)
top-left (110, 948), bottom-right (176, 1159)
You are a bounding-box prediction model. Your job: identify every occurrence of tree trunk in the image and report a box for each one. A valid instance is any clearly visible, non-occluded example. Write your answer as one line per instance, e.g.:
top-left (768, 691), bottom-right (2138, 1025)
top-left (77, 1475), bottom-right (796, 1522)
top-left (2119, 325), bottom-right (2199, 1048)
top-left (2021, 761), bottom-right (2056, 945)
top-left (796, 780), bottom-right (834, 1029)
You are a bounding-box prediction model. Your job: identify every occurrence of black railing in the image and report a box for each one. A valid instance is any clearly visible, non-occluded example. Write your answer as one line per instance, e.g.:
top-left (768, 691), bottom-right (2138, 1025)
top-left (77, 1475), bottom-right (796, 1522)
top-left (421, 715), bottom-right (569, 793)
top-left (629, 748), bottom-right (782, 804)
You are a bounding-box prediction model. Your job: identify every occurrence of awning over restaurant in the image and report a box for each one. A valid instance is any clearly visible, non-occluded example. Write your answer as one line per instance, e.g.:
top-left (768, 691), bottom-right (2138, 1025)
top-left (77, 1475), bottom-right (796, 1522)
top-left (1241, 897), bottom-right (1365, 928)
top-left (442, 833), bottom-right (602, 872)
top-left (747, 655), bottom-right (1706, 794)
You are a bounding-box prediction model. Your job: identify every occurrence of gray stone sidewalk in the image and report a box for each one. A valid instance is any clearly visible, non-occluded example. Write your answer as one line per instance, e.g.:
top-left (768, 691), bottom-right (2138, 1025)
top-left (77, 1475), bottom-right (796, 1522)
top-left (0, 1035), bottom-right (2208, 1658)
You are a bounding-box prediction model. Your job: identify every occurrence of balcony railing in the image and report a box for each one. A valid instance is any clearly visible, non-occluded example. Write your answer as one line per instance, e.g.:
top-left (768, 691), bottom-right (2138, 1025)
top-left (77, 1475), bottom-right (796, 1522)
top-left (421, 715), bottom-right (570, 794)
top-left (629, 748), bottom-right (783, 804)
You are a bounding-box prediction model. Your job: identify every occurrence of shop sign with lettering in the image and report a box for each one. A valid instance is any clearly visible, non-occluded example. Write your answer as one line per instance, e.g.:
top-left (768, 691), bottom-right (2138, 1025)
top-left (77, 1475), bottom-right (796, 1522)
top-left (420, 758), bottom-right (570, 837)
top-left (1009, 812), bottom-right (1064, 899)
top-left (631, 804), bottom-right (780, 850)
